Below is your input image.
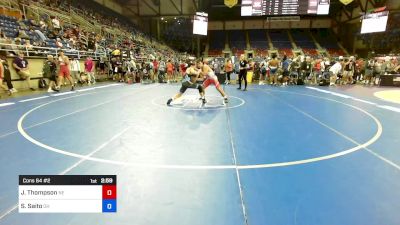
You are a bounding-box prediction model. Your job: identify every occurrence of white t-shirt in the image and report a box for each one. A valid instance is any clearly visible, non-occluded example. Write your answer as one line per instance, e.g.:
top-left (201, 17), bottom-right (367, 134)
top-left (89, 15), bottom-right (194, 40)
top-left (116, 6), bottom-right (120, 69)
top-left (52, 18), bottom-right (60, 29)
top-left (70, 60), bottom-right (80, 71)
top-left (329, 62), bottom-right (342, 75)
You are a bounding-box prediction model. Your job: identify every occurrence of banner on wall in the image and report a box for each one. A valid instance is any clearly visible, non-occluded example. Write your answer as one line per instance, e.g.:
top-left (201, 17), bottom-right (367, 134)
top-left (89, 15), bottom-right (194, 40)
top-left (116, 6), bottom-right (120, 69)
top-left (224, 0), bottom-right (238, 8)
top-left (339, 0), bottom-right (354, 5)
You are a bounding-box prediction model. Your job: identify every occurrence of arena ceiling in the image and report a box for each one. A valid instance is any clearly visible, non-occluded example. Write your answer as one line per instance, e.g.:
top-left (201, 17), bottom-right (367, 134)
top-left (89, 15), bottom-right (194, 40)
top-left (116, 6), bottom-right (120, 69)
top-left (115, 0), bottom-right (396, 22)
top-left (115, 0), bottom-right (200, 18)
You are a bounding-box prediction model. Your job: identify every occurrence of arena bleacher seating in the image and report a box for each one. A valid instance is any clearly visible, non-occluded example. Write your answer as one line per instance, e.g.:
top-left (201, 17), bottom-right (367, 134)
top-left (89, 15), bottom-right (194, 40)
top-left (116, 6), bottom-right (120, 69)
top-left (269, 30), bottom-right (292, 49)
top-left (248, 30), bottom-right (268, 50)
top-left (229, 30), bottom-right (247, 50)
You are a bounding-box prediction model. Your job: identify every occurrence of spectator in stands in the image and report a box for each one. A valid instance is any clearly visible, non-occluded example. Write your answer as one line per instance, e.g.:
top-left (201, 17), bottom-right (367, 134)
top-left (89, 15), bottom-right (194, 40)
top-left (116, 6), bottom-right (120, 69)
top-left (56, 38), bottom-right (63, 48)
top-left (0, 53), bottom-right (14, 95)
top-left (0, 30), bottom-right (7, 43)
top-left (111, 47), bottom-right (120, 57)
top-left (87, 34), bottom-right (96, 51)
top-left (39, 18), bottom-right (47, 30)
top-left (69, 57), bottom-right (81, 84)
top-left (18, 17), bottom-right (28, 30)
top-left (84, 56), bottom-right (95, 84)
top-left (12, 52), bottom-right (35, 90)
top-left (17, 29), bottom-right (30, 40)
top-left (24, 40), bottom-right (34, 53)
top-left (34, 29), bottom-right (47, 43)
top-left (14, 38), bottom-right (25, 51)
top-left (224, 59), bottom-right (233, 85)
top-left (51, 16), bottom-right (61, 32)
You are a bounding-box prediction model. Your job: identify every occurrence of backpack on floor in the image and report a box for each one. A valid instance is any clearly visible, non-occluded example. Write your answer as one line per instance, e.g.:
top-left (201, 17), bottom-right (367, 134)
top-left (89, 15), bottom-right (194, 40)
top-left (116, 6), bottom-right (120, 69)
top-left (296, 78), bottom-right (304, 85)
top-left (38, 78), bottom-right (47, 88)
top-left (319, 78), bottom-right (329, 86)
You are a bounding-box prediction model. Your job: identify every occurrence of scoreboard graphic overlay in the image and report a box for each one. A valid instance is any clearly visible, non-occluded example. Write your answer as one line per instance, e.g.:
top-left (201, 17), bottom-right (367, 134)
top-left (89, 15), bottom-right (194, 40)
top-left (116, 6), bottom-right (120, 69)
top-left (241, 0), bottom-right (330, 16)
top-left (19, 175), bottom-right (117, 213)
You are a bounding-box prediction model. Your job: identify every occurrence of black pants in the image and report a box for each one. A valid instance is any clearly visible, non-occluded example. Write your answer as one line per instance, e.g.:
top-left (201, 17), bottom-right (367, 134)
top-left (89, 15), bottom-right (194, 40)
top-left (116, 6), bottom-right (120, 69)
top-left (226, 71), bottom-right (231, 81)
top-left (238, 70), bottom-right (247, 89)
top-left (3, 71), bottom-right (13, 89)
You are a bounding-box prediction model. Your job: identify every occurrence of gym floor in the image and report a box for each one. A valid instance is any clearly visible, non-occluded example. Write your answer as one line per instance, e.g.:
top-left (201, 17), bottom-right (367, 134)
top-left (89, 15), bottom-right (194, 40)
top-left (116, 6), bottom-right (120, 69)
top-left (0, 83), bottom-right (400, 225)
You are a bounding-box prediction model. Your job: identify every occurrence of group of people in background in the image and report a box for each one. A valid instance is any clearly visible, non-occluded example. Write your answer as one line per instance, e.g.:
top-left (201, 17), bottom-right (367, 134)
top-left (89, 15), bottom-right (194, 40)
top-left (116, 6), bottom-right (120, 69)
top-left (2, 51), bottom-right (400, 98)
top-left (215, 54), bottom-right (400, 88)
top-left (0, 50), bottom-right (99, 96)
top-left (106, 55), bottom-right (194, 85)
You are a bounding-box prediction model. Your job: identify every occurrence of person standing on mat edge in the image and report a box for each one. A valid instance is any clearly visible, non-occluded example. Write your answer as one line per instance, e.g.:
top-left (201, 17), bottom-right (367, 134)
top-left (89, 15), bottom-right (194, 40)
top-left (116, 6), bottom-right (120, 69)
top-left (167, 60), bottom-right (206, 106)
top-left (0, 53), bottom-right (15, 96)
top-left (70, 57), bottom-right (81, 85)
top-left (198, 60), bottom-right (228, 103)
top-left (43, 55), bottom-right (59, 93)
top-left (56, 50), bottom-right (75, 91)
top-left (12, 52), bottom-right (35, 91)
top-left (238, 54), bottom-right (248, 91)
top-left (85, 56), bottom-right (95, 85)
top-left (225, 59), bottom-right (233, 85)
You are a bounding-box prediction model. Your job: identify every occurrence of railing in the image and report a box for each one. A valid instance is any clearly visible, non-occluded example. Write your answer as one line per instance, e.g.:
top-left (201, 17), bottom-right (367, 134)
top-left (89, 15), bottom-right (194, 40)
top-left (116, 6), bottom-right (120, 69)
top-left (0, 43), bottom-right (106, 59)
top-left (27, 2), bottom-right (72, 27)
top-left (70, 10), bottom-right (98, 33)
top-left (0, 0), bottom-right (17, 8)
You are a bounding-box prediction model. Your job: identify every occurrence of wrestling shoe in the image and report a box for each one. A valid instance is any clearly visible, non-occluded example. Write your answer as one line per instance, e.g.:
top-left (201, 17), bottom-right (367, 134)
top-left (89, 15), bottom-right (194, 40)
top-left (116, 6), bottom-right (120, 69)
top-left (167, 98), bottom-right (173, 106)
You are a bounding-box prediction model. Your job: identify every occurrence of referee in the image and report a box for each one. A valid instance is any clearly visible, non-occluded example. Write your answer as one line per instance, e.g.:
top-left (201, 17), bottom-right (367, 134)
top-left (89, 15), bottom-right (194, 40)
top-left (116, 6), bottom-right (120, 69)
top-left (237, 54), bottom-right (248, 91)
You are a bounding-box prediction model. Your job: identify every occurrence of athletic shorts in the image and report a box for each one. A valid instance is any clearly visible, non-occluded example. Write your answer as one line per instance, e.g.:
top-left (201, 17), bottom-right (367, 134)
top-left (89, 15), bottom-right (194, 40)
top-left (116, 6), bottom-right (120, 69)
top-left (203, 76), bottom-right (220, 88)
top-left (59, 65), bottom-right (70, 78)
top-left (99, 63), bottom-right (105, 70)
top-left (270, 68), bottom-right (277, 75)
top-left (180, 80), bottom-right (201, 93)
top-left (49, 72), bottom-right (57, 82)
top-left (261, 70), bottom-right (267, 76)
